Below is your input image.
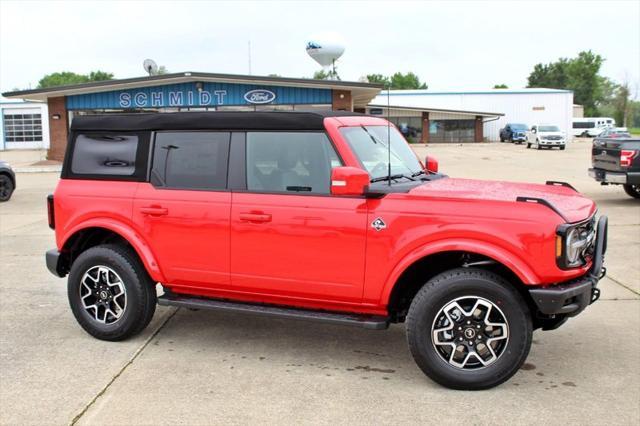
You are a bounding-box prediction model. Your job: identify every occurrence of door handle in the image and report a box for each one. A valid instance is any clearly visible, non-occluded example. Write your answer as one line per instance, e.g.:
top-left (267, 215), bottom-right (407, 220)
top-left (140, 206), bottom-right (168, 216)
top-left (239, 213), bottom-right (272, 223)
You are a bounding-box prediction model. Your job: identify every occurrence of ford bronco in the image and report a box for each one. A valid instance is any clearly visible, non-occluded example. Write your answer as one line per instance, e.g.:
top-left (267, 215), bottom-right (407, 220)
top-left (46, 111), bottom-right (607, 390)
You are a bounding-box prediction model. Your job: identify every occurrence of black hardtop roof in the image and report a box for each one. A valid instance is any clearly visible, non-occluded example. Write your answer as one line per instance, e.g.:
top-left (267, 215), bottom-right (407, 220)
top-left (70, 111), bottom-right (367, 132)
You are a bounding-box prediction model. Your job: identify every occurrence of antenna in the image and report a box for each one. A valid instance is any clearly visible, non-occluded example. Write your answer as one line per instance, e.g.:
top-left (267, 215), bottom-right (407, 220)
top-left (387, 83), bottom-right (391, 186)
top-left (143, 59), bottom-right (158, 76)
top-left (248, 41), bottom-right (252, 75)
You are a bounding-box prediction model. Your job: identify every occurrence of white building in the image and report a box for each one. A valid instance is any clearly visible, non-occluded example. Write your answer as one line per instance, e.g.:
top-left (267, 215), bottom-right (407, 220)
top-left (370, 88), bottom-right (574, 142)
top-left (0, 98), bottom-right (49, 151)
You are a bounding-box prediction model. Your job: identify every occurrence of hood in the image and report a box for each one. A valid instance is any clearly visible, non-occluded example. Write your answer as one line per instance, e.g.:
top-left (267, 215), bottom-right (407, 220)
top-left (539, 131), bottom-right (564, 137)
top-left (408, 178), bottom-right (595, 223)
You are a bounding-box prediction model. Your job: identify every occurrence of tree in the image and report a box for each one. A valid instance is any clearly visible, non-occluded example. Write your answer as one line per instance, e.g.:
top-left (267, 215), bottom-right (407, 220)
top-left (313, 70), bottom-right (330, 80)
top-left (389, 72), bottom-right (427, 89)
top-left (37, 71), bottom-right (114, 89)
top-left (363, 72), bottom-right (427, 89)
top-left (527, 50), bottom-right (604, 116)
top-left (493, 84), bottom-right (508, 89)
top-left (365, 74), bottom-right (390, 86)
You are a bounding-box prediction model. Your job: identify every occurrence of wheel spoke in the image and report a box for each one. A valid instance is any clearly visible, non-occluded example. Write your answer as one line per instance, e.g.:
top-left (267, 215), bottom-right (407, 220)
top-left (79, 265), bottom-right (127, 325)
top-left (431, 296), bottom-right (510, 370)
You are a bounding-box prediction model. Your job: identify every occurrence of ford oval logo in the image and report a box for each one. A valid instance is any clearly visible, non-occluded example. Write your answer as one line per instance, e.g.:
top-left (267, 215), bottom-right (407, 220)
top-left (244, 89), bottom-right (276, 104)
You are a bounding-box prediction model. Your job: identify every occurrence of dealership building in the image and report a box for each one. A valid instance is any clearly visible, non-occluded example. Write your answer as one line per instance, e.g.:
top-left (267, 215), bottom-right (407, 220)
top-left (2, 72), bottom-right (383, 160)
top-left (370, 88), bottom-right (574, 142)
top-left (2, 72), bottom-right (572, 159)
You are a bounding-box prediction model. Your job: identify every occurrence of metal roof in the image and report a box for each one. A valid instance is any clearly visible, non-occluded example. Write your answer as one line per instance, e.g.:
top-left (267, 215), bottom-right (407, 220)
top-left (367, 104), bottom-right (503, 118)
top-left (2, 72), bottom-right (383, 107)
top-left (379, 88), bottom-right (573, 96)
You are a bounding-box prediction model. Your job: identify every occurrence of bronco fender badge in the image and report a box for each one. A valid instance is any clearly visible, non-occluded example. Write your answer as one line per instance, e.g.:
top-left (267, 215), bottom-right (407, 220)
top-left (371, 217), bottom-right (387, 231)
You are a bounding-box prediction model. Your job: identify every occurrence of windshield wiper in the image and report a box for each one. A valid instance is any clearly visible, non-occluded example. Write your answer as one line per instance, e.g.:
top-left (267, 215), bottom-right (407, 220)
top-left (411, 170), bottom-right (427, 178)
top-left (370, 174), bottom-right (414, 183)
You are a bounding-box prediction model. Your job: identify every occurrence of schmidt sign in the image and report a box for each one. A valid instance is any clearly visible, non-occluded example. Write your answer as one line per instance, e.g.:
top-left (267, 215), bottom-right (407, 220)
top-left (65, 82), bottom-right (331, 110)
top-left (119, 89), bottom-right (231, 108)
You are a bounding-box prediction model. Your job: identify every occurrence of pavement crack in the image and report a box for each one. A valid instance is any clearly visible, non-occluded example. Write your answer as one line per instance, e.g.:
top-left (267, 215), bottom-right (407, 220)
top-left (606, 275), bottom-right (640, 296)
top-left (69, 307), bottom-right (179, 426)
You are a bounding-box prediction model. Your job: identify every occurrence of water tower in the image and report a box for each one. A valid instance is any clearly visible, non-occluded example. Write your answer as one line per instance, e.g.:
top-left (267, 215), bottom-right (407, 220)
top-left (306, 35), bottom-right (345, 80)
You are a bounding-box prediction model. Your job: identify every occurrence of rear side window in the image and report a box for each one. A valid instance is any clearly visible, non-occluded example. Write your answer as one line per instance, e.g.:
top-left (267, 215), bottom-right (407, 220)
top-left (151, 132), bottom-right (230, 190)
top-left (68, 132), bottom-right (148, 180)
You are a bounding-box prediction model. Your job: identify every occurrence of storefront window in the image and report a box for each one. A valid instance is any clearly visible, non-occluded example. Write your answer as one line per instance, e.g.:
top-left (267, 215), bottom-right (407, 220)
top-left (429, 120), bottom-right (475, 143)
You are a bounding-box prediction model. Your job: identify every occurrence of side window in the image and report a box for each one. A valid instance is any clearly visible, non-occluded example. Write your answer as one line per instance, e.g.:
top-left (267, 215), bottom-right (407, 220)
top-left (151, 132), bottom-right (230, 190)
top-left (71, 133), bottom-right (139, 177)
top-left (246, 132), bottom-right (341, 194)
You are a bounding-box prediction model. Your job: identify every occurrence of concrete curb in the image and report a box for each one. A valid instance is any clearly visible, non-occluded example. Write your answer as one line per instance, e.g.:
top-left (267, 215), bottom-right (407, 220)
top-left (14, 166), bottom-right (62, 173)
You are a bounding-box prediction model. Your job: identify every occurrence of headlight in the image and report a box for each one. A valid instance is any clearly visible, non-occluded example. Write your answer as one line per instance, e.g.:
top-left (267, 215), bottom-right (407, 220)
top-left (556, 216), bottom-right (596, 269)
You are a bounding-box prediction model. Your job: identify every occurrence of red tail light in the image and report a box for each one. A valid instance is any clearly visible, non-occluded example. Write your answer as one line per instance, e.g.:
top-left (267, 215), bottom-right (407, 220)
top-left (621, 150), bottom-right (638, 167)
top-left (47, 194), bottom-right (55, 229)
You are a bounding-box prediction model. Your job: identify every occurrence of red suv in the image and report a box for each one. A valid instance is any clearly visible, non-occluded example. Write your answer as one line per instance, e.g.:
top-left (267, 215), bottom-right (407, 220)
top-left (46, 111), bottom-right (607, 390)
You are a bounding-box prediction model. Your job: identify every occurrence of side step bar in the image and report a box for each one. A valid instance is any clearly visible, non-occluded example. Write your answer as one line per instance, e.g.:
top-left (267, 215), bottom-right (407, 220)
top-left (158, 294), bottom-right (390, 330)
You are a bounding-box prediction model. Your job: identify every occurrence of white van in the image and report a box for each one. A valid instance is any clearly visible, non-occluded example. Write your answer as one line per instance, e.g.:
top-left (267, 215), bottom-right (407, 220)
top-left (572, 117), bottom-right (615, 137)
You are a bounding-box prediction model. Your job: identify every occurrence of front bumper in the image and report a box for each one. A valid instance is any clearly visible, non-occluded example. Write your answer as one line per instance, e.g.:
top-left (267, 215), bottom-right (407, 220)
top-left (589, 168), bottom-right (640, 185)
top-left (539, 139), bottom-right (566, 146)
top-left (528, 216), bottom-right (607, 318)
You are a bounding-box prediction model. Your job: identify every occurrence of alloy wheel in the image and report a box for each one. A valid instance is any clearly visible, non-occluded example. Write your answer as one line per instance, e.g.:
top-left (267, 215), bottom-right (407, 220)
top-left (79, 265), bottom-right (127, 324)
top-left (431, 296), bottom-right (509, 369)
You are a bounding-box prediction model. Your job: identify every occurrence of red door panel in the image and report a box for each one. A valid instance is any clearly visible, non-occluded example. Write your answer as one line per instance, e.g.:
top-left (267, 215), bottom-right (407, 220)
top-left (230, 193), bottom-right (368, 302)
top-left (133, 183), bottom-right (231, 288)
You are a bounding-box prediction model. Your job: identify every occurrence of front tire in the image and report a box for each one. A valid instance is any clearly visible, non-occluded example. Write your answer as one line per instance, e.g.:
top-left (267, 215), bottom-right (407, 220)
top-left (623, 184), bottom-right (640, 199)
top-left (406, 268), bottom-right (532, 390)
top-left (67, 245), bottom-right (157, 341)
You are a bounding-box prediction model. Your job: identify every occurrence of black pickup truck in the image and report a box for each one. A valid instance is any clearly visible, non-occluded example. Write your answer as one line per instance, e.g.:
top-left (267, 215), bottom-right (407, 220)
top-left (589, 137), bottom-right (640, 198)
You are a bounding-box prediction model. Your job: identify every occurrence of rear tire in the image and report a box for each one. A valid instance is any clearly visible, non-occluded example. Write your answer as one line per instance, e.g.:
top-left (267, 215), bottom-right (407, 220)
top-left (67, 244), bottom-right (157, 341)
top-left (623, 184), bottom-right (640, 199)
top-left (0, 174), bottom-right (14, 202)
top-left (406, 268), bottom-right (532, 390)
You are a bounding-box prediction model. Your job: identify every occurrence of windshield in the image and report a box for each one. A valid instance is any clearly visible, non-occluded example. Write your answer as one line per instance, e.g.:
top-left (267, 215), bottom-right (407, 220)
top-left (340, 125), bottom-right (423, 180)
top-left (539, 125), bottom-right (560, 132)
top-left (511, 123), bottom-right (527, 130)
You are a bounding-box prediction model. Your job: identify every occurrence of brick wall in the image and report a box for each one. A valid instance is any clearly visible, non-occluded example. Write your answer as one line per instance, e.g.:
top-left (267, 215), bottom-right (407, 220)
top-left (421, 112), bottom-right (430, 144)
top-left (332, 90), bottom-right (352, 111)
top-left (47, 97), bottom-right (68, 161)
top-left (475, 116), bottom-right (484, 142)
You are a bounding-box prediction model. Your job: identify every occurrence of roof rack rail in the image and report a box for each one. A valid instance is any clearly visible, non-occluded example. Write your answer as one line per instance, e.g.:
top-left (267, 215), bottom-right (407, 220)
top-left (516, 196), bottom-right (569, 222)
top-left (545, 181), bottom-right (577, 192)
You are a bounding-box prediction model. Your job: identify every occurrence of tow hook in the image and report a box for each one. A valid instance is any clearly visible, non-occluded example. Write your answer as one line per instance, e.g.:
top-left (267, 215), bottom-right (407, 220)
top-left (590, 287), bottom-right (601, 305)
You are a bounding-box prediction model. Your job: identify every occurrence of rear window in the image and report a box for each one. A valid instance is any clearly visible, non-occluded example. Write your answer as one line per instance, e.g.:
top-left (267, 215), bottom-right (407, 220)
top-left (150, 132), bottom-right (230, 190)
top-left (67, 132), bottom-right (149, 180)
top-left (71, 134), bottom-right (138, 175)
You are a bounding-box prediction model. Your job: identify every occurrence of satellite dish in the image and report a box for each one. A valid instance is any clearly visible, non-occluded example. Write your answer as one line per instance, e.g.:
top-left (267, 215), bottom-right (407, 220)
top-left (143, 59), bottom-right (158, 76)
top-left (306, 34), bottom-right (345, 79)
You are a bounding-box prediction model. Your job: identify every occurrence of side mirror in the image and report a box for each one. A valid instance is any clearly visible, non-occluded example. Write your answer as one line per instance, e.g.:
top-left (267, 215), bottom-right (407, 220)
top-left (330, 167), bottom-right (369, 196)
top-left (425, 156), bottom-right (439, 173)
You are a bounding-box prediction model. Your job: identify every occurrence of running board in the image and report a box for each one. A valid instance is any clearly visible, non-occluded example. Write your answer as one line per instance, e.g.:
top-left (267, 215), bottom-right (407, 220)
top-left (158, 294), bottom-right (390, 330)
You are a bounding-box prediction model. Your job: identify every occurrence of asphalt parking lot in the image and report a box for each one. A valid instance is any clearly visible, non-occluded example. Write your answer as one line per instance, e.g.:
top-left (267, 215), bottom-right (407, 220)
top-left (1, 139), bottom-right (638, 425)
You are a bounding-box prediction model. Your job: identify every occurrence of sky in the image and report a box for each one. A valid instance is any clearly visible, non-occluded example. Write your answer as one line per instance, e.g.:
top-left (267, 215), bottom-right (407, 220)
top-left (1, 0), bottom-right (639, 94)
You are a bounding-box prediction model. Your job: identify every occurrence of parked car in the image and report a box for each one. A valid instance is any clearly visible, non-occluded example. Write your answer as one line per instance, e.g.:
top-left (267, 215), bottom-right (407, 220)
top-left (589, 136), bottom-right (640, 198)
top-left (0, 160), bottom-right (16, 202)
top-left (45, 111), bottom-right (607, 390)
top-left (572, 117), bottom-right (615, 138)
top-left (595, 127), bottom-right (631, 140)
top-left (526, 124), bottom-right (567, 150)
top-left (499, 123), bottom-right (528, 144)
